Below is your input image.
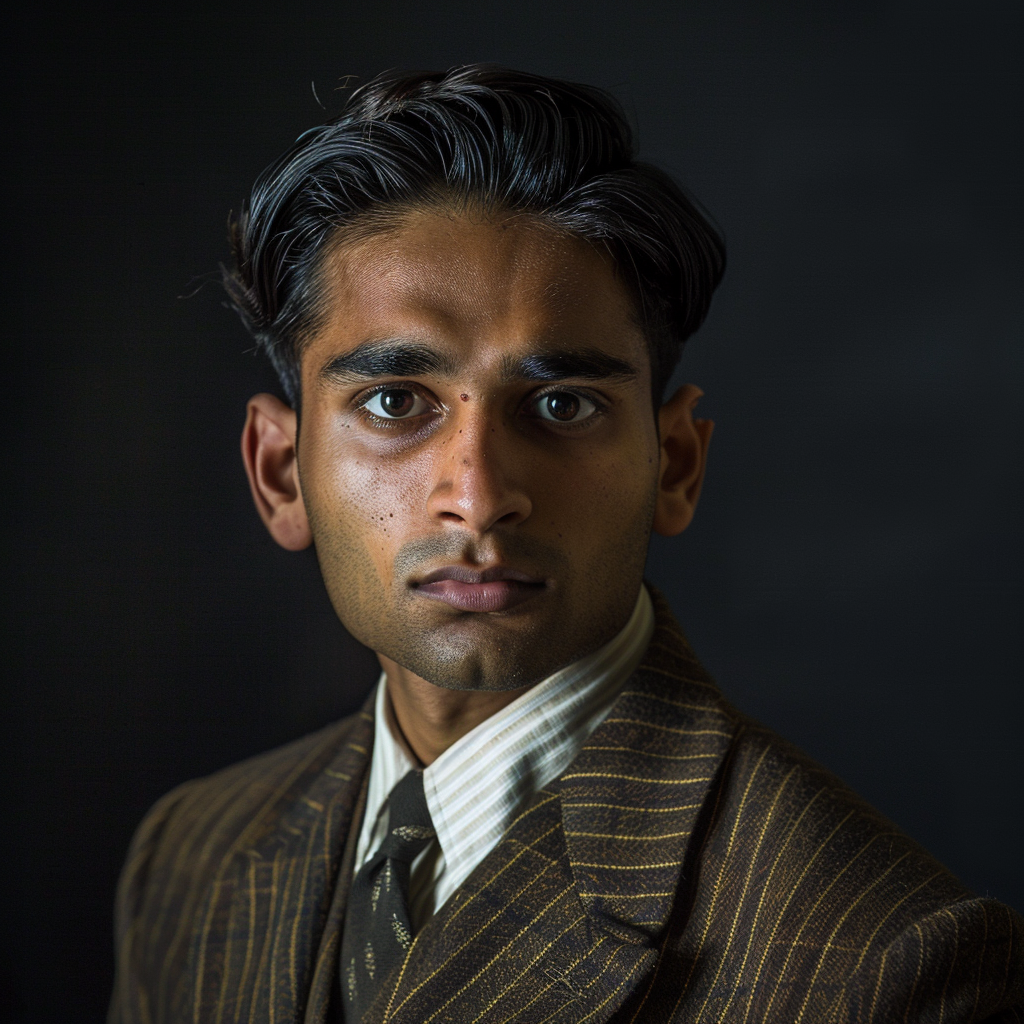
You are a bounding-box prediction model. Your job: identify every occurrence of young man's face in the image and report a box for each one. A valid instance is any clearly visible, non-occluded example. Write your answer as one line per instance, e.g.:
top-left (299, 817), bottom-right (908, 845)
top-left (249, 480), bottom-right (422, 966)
top-left (274, 209), bottom-right (689, 692)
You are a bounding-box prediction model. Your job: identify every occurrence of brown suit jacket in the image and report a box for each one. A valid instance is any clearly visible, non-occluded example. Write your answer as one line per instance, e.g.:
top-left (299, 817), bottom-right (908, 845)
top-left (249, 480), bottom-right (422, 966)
top-left (110, 592), bottom-right (1024, 1023)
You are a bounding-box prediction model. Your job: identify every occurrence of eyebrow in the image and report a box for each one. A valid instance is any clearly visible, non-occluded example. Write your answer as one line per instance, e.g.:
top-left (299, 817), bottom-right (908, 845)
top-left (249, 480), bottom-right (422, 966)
top-left (500, 349), bottom-right (639, 384)
top-left (317, 339), bottom-right (639, 386)
top-left (318, 340), bottom-right (459, 383)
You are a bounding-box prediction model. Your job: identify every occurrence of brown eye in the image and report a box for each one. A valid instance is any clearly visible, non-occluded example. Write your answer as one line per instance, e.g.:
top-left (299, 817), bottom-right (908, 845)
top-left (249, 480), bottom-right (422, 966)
top-left (546, 393), bottom-right (579, 420)
top-left (363, 388), bottom-right (431, 420)
top-left (534, 391), bottom-right (597, 424)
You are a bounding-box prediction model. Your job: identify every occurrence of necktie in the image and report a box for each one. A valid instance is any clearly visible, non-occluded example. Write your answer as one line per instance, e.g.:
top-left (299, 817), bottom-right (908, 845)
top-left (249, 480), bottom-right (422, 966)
top-left (340, 769), bottom-right (436, 1023)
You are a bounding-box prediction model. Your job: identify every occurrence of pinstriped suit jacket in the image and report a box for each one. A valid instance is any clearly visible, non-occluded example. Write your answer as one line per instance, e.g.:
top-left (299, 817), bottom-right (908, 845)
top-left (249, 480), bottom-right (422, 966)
top-left (110, 591), bottom-right (1024, 1023)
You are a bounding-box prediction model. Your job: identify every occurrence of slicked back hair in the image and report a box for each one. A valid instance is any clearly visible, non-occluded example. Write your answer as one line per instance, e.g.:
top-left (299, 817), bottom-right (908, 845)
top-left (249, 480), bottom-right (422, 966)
top-left (223, 65), bottom-right (726, 406)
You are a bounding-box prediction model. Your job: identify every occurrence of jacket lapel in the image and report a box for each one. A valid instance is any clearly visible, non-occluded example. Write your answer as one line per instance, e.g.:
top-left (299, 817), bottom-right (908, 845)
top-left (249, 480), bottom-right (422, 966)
top-left (558, 595), bottom-right (736, 945)
top-left (377, 592), bottom-right (737, 1024)
top-left (187, 704), bottom-right (374, 1024)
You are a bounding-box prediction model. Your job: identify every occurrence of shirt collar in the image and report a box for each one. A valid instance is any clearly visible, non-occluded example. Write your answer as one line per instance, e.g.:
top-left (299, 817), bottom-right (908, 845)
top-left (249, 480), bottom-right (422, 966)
top-left (357, 584), bottom-right (655, 882)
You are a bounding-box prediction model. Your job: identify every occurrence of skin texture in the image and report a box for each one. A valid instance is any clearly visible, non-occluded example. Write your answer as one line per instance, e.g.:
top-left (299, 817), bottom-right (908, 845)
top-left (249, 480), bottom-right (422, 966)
top-left (241, 207), bottom-right (712, 764)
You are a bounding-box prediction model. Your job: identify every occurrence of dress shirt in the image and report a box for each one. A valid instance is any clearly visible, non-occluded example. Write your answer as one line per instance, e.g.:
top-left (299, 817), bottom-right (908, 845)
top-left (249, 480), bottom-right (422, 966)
top-left (353, 584), bottom-right (655, 930)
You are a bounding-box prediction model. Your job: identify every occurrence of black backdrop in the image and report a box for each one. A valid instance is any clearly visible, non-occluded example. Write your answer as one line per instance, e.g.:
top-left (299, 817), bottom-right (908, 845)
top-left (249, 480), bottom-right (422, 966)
top-left (7, 1), bottom-right (1022, 1020)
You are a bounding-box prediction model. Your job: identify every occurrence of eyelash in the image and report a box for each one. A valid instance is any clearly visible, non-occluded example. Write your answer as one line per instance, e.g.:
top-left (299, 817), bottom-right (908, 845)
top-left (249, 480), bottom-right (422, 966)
top-left (352, 383), bottom-right (607, 429)
top-left (530, 387), bottom-right (606, 428)
top-left (353, 383), bottom-right (437, 429)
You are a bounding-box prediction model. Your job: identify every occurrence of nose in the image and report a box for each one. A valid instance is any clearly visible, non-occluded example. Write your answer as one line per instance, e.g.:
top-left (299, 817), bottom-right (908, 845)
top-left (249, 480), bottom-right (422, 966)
top-left (425, 410), bottom-right (533, 534)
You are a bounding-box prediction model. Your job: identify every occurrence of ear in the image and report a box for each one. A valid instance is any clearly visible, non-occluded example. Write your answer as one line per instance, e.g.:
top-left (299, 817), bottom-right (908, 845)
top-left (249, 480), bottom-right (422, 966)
top-left (240, 393), bottom-right (312, 551)
top-left (652, 384), bottom-right (713, 537)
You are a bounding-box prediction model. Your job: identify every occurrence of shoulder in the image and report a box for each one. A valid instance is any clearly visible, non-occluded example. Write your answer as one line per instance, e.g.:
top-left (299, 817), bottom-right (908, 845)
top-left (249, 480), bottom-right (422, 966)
top-left (109, 708), bottom-right (374, 1022)
top-left (701, 720), bottom-right (1024, 1019)
top-left (135, 711), bottom-right (369, 863)
top-left (656, 705), bottom-right (1024, 1022)
top-left (641, 589), bottom-right (973, 930)
top-left (113, 708), bottom-right (372, 947)
top-left (636, 590), bottom-right (1024, 1019)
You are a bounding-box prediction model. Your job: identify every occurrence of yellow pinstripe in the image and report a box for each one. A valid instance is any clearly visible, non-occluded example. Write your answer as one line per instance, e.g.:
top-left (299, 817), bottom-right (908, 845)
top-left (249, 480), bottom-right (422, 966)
top-left (566, 946), bottom-right (649, 1024)
top-left (675, 740), bottom-right (769, 1008)
top-left (155, 772), bottom-right (257, 1010)
top-left (572, 860), bottom-right (682, 870)
top-left (212, 864), bottom-right (241, 1024)
top-left (266, 850), bottom-right (301, 1022)
top-left (900, 924), bottom-right (924, 1022)
top-left (847, 870), bottom-right (943, 984)
top-left (566, 801), bottom-right (700, 813)
top-left (233, 856), bottom-right (258, 1023)
top-left (582, 746), bottom-right (716, 761)
top-left (415, 897), bottom-right (581, 1024)
top-left (704, 766), bottom-right (799, 1023)
top-left (973, 902), bottom-right (989, 1022)
top-left (793, 852), bottom-right (912, 1023)
top-left (189, 734), bottom-right (339, 1018)
top-left (388, 818), bottom-right (566, 1015)
top-left (243, 847), bottom-right (282, 1024)
top-left (1002, 904), bottom-right (1016, 1006)
top-left (598, 717), bottom-right (731, 736)
top-left (937, 906), bottom-right (960, 1024)
top-left (385, 874), bottom-right (569, 1021)
top-left (534, 946), bottom-right (637, 1024)
top-left (559, 772), bottom-right (713, 785)
top-left (617, 691), bottom-right (719, 712)
top-left (578, 890), bottom-right (675, 899)
top-left (494, 937), bottom-right (610, 1024)
top-left (286, 816), bottom-right (324, 1010)
top-left (869, 946), bottom-right (890, 1020)
top-left (737, 789), bottom-right (834, 1024)
top-left (564, 829), bottom-right (693, 840)
top-left (692, 757), bottom-right (791, 1022)
top-left (761, 831), bottom-right (897, 1021)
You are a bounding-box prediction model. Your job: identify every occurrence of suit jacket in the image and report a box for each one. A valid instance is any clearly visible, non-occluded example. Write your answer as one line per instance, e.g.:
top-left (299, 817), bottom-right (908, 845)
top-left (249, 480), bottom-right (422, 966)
top-left (110, 591), bottom-right (1024, 1023)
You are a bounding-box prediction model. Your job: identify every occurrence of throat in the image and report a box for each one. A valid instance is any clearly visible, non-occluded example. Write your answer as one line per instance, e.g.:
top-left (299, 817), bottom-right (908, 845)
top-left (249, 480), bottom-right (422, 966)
top-left (379, 654), bottom-right (531, 765)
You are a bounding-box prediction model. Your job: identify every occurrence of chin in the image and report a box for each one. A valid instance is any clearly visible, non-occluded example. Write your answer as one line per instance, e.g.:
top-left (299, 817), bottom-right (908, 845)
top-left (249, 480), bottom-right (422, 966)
top-left (408, 639), bottom-right (543, 693)
top-left (394, 617), bottom-right (599, 693)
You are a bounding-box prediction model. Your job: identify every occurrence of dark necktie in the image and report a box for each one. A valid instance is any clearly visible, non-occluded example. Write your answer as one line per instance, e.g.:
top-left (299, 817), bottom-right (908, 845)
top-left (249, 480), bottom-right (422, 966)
top-left (340, 769), bottom-right (436, 1023)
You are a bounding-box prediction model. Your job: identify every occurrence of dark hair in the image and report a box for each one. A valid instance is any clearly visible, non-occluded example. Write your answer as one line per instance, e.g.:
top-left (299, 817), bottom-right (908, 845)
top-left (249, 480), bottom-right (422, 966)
top-left (223, 64), bottom-right (726, 405)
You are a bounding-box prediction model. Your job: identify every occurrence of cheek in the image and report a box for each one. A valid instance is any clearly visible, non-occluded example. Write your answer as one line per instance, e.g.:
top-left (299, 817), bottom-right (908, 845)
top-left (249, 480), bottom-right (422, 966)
top-left (301, 425), bottom-right (429, 574)
top-left (531, 437), bottom-right (658, 551)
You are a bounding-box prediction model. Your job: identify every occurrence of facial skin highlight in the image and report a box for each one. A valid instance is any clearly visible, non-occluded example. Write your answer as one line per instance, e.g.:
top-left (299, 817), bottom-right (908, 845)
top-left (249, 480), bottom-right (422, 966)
top-left (242, 206), bottom-right (712, 762)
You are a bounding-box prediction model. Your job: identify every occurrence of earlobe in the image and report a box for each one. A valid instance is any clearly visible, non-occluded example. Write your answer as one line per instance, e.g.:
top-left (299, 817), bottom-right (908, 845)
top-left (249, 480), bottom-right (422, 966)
top-left (240, 393), bottom-right (313, 551)
top-left (652, 384), bottom-right (713, 537)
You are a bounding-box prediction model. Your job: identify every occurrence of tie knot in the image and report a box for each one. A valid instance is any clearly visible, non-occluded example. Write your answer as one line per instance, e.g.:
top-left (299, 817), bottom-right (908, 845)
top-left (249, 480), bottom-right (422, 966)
top-left (381, 770), bottom-right (435, 863)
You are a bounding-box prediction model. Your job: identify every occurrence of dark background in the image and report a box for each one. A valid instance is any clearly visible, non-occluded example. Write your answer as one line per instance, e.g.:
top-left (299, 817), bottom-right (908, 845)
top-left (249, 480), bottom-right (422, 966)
top-left (6, 0), bottom-right (1022, 1020)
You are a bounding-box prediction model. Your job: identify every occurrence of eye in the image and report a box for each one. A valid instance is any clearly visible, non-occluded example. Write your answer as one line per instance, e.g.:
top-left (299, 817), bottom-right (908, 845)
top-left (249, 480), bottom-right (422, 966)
top-left (362, 388), bottom-right (433, 420)
top-left (533, 390), bottom-right (598, 424)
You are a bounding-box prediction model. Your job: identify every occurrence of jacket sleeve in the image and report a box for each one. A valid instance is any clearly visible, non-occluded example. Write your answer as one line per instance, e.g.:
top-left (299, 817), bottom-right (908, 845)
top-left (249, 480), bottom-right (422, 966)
top-left (843, 896), bottom-right (1024, 1023)
top-left (107, 782), bottom-right (196, 1024)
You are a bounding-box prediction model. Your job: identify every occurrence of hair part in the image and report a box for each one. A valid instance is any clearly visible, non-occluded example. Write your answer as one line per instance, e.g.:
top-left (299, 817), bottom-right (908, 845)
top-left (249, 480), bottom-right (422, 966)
top-left (222, 64), bottom-right (726, 407)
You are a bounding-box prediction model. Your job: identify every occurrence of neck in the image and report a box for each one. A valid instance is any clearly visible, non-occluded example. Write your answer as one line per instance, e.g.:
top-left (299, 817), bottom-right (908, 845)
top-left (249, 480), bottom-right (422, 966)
top-left (377, 654), bottom-right (530, 766)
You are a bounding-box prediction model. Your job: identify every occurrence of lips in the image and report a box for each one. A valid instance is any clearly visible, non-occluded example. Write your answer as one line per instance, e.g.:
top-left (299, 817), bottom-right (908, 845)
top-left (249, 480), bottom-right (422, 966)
top-left (413, 565), bottom-right (546, 613)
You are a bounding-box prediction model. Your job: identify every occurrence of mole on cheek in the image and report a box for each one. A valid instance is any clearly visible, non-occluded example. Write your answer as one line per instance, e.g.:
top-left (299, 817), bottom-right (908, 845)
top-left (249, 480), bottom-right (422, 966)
top-left (460, 394), bottom-right (469, 401)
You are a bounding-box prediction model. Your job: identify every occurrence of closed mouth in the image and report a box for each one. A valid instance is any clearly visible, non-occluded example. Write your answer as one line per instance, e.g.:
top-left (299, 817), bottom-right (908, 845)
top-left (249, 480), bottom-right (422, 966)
top-left (412, 565), bottom-right (547, 613)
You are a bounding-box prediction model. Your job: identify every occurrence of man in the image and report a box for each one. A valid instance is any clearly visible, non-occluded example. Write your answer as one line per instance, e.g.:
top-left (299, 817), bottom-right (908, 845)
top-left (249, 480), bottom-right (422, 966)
top-left (109, 66), bottom-right (1023, 1023)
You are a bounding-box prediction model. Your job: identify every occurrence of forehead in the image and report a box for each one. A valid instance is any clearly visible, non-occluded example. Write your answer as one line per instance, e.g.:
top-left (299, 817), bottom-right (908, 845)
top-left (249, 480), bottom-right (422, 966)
top-left (305, 208), bottom-right (648, 373)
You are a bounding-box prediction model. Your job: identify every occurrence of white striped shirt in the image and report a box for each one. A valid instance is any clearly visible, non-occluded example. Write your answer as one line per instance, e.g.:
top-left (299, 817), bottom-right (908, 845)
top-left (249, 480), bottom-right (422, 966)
top-left (353, 584), bottom-right (655, 929)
